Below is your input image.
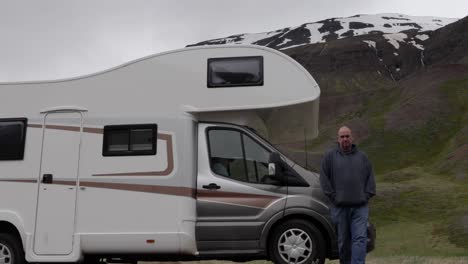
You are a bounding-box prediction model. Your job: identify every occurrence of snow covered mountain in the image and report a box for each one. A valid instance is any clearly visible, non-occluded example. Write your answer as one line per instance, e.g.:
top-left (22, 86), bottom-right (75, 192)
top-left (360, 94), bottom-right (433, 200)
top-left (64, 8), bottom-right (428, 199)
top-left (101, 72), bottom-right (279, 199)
top-left (188, 13), bottom-right (457, 51)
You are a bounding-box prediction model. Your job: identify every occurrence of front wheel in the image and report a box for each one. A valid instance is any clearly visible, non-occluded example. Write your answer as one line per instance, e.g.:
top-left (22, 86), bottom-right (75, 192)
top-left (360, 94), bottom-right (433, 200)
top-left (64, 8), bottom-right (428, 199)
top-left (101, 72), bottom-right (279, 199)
top-left (0, 233), bottom-right (25, 264)
top-left (269, 219), bottom-right (325, 264)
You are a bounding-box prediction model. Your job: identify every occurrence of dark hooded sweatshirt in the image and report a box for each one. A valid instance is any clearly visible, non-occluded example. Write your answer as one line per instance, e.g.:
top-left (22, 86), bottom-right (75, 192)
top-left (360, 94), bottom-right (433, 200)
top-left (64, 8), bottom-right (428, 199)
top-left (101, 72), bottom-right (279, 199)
top-left (320, 144), bottom-right (376, 207)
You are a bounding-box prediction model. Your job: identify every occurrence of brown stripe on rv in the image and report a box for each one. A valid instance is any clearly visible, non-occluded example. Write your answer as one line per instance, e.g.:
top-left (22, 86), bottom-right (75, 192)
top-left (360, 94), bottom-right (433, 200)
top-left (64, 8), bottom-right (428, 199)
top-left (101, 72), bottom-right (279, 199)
top-left (0, 179), bottom-right (37, 183)
top-left (0, 179), bottom-right (193, 197)
top-left (33, 180), bottom-right (194, 198)
top-left (92, 133), bottom-right (174, 176)
top-left (53, 180), bottom-right (77, 186)
top-left (0, 179), bottom-right (76, 186)
top-left (27, 124), bottom-right (43, 129)
top-left (83, 127), bottom-right (103, 134)
top-left (197, 190), bottom-right (281, 208)
top-left (45, 124), bottom-right (81, 132)
top-left (79, 181), bottom-right (195, 198)
top-left (28, 124), bottom-right (102, 134)
top-left (0, 179), bottom-right (276, 208)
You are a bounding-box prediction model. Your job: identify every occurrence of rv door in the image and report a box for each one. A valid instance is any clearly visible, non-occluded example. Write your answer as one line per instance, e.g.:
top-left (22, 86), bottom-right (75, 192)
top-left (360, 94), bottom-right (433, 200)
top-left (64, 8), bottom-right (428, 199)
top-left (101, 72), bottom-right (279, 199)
top-left (196, 123), bottom-right (287, 252)
top-left (34, 112), bottom-right (82, 255)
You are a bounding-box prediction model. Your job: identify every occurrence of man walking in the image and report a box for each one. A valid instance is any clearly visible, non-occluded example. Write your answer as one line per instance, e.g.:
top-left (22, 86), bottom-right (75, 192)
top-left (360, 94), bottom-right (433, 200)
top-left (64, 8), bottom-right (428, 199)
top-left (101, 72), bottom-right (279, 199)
top-left (320, 126), bottom-right (376, 264)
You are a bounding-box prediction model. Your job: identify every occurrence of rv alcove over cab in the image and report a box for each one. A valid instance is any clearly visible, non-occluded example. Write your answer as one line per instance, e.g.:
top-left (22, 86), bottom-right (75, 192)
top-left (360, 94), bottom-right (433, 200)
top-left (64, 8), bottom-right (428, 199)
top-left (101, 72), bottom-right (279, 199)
top-left (0, 45), bottom-right (362, 264)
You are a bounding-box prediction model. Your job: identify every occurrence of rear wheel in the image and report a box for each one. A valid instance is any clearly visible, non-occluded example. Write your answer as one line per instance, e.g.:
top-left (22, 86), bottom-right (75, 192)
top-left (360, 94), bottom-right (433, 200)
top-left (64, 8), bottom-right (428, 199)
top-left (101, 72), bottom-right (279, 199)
top-left (269, 219), bottom-right (325, 264)
top-left (0, 233), bottom-right (25, 264)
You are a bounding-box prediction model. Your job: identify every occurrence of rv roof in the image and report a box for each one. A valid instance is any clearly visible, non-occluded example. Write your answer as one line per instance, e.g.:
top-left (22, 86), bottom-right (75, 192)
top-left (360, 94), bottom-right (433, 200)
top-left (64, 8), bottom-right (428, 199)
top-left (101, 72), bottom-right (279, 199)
top-left (1, 45), bottom-right (319, 116)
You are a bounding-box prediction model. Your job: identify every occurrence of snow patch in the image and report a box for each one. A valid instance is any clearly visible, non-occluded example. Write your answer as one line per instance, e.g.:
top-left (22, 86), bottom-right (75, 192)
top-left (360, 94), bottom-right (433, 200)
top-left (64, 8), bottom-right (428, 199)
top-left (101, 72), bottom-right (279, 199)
top-left (396, 68), bottom-right (401, 72)
top-left (409, 40), bottom-right (424, 50)
top-left (415, 34), bottom-right (430, 41)
top-left (420, 51), bottom-right (425, 67)
top-left (333, 14), bottom-right (457, 40)
top-left (240, 32), bottom-right (277, 44)
top-left (304, 23), bottom-right (326, 44)
top-left (280, 43), bottom-right (308, 50)
top-left (278, 38), bottom-right (292, 47)
top-left (363, 40), bottom-right (376, 49)
top-left (394, 52), bottom-right (399, 56)
top-left (383, 33), bottom-right (407, 49)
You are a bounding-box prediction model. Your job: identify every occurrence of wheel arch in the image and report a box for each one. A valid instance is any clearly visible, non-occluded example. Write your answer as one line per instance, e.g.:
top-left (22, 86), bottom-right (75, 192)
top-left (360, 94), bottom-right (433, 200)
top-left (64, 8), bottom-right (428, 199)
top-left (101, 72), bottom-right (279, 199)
top-left (260, 208), bottom-right (338, 259)
top-left (0, 212), bottom-right (27, 252)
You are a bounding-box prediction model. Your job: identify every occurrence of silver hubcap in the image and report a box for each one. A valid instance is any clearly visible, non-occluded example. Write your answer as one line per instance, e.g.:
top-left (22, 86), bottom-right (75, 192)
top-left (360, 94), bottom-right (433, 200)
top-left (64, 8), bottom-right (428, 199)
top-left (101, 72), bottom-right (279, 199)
top-left (278, 228), bottom-right (313, 264)
top-left (0, 242), bottom-right (12, 264)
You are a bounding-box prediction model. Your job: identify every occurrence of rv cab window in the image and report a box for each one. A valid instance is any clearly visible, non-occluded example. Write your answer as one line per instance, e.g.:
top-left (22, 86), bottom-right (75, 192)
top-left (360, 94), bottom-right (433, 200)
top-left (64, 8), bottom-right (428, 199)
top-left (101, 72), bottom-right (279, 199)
top-left (207, 56), bottom-right (263, 87)
top-left (103, 124), bottom-right (157, 156)
top-left (207, 128), bottom-right (271, 184)
top-left (0, 118), bottom-right (27, 160)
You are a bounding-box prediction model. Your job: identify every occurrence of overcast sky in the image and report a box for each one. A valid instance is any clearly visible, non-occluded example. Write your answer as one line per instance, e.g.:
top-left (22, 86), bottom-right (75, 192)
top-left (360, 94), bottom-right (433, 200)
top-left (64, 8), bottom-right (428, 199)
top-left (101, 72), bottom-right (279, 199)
top-left (1, 0), bottom-right (466, 81)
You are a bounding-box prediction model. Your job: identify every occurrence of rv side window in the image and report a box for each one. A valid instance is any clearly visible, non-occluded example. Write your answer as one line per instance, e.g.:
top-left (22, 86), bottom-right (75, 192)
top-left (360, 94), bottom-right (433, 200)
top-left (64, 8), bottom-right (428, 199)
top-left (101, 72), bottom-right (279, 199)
top-left (207, 56), bottom-right (263, 88)
top-left (103, 124), bottom-right (157, 156)
top-left (207, 128), bottom-right (271, 184)
top-left (0, 118), bottom-right (27, 161)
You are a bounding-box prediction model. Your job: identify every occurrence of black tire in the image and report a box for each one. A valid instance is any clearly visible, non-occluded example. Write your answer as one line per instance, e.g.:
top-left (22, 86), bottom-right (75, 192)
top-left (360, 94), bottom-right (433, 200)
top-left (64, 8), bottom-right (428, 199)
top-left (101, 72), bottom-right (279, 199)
top-left (0, 233), bottom-right (25, 264)
top-left (82, 256), bottom-right (106, 264)
top-left (269, 219), bottom-right (325, 264)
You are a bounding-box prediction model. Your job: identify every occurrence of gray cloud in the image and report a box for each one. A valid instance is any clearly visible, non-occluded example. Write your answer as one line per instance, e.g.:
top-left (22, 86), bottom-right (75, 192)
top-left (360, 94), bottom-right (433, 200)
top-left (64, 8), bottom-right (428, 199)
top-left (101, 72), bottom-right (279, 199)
top-left (0, 0), bottom-right (465, 81)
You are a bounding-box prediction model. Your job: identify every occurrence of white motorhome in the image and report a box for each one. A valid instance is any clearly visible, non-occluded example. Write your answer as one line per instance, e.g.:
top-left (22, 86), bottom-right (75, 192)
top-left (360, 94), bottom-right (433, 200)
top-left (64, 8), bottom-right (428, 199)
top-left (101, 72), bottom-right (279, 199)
top-left (0, 45), bottom-right (372, 264)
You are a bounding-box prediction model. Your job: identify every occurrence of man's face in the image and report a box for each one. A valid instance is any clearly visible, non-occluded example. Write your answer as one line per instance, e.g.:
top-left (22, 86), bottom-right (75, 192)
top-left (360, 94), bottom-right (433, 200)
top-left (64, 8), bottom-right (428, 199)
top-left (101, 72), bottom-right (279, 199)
top-left (337, 128), bottom-right (353, 151)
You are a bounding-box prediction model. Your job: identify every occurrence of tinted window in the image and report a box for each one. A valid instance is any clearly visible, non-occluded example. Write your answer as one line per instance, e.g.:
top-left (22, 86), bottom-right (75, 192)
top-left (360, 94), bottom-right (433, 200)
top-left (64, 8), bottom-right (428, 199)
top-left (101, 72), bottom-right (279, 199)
top-left (103, 124), bottom-right (157, 156)
top-left (208, 129), bottom-right (246, 181)
top-left (208, 128), bottom-right (271, 184)
top-left (243, 134), bottom-right (270, 183)
top-left (0, 118), bottom-right (27, 160)
top-left (208, 56), bottom-right (263, 88)
top-left (107, 130), bottom-right (128, 151)
top-left (130, 129), bottom-right (154, 151)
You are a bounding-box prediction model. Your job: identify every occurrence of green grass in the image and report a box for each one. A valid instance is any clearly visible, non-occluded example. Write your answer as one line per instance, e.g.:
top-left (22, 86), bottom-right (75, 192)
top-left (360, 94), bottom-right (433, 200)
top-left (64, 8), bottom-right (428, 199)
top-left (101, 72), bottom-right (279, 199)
top-left (372, 169), bottom-right (458, 223)
top-left (140, 257), bottom-right (468, 264)
top-left (441, 78), bottom-right (468, 114)
top-left (359, 78), bottom-right (467, 175)
top-left (328, 256), bottom-right (468, 263)
top-left (370, 167), bottom-right (468, 256)
top-left (430, 78), bottom-right (468, 177)
top-left (360, 112), bottom-right (463, 174)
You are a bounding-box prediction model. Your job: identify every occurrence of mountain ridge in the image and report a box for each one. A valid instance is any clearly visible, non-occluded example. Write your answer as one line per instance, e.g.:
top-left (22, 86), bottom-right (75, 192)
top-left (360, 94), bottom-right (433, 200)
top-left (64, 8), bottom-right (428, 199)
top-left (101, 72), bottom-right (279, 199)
top-left (188, 13), bottom-right (458, 51)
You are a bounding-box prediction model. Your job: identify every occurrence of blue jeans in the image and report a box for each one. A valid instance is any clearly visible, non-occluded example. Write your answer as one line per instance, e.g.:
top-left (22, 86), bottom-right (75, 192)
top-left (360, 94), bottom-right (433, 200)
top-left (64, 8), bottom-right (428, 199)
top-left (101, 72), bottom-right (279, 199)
top-left (331, 205), bottom-right (369, 264)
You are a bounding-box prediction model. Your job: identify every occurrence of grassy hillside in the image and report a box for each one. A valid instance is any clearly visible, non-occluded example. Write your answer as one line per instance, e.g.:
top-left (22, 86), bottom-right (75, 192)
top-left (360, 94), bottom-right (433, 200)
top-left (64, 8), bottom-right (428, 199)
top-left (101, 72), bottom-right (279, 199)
top-left (363, 77), bottom-right (468, 255)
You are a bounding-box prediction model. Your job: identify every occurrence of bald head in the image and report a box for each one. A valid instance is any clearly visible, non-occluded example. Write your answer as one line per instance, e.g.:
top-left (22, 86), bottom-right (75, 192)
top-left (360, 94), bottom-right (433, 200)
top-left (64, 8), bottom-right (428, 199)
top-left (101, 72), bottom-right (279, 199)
top-left (338, 126), bottom-right (351, 135)
top-left (337, 126), bottom-right (353, 152)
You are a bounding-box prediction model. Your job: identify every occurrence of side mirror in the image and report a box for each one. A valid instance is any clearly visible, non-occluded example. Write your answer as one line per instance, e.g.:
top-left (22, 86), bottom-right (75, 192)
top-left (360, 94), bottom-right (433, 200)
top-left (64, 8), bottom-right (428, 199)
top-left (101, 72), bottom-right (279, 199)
top-left (264, 152), bottom-right (284, 184)
top-left (268, 163), bottom-right (276, 176)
